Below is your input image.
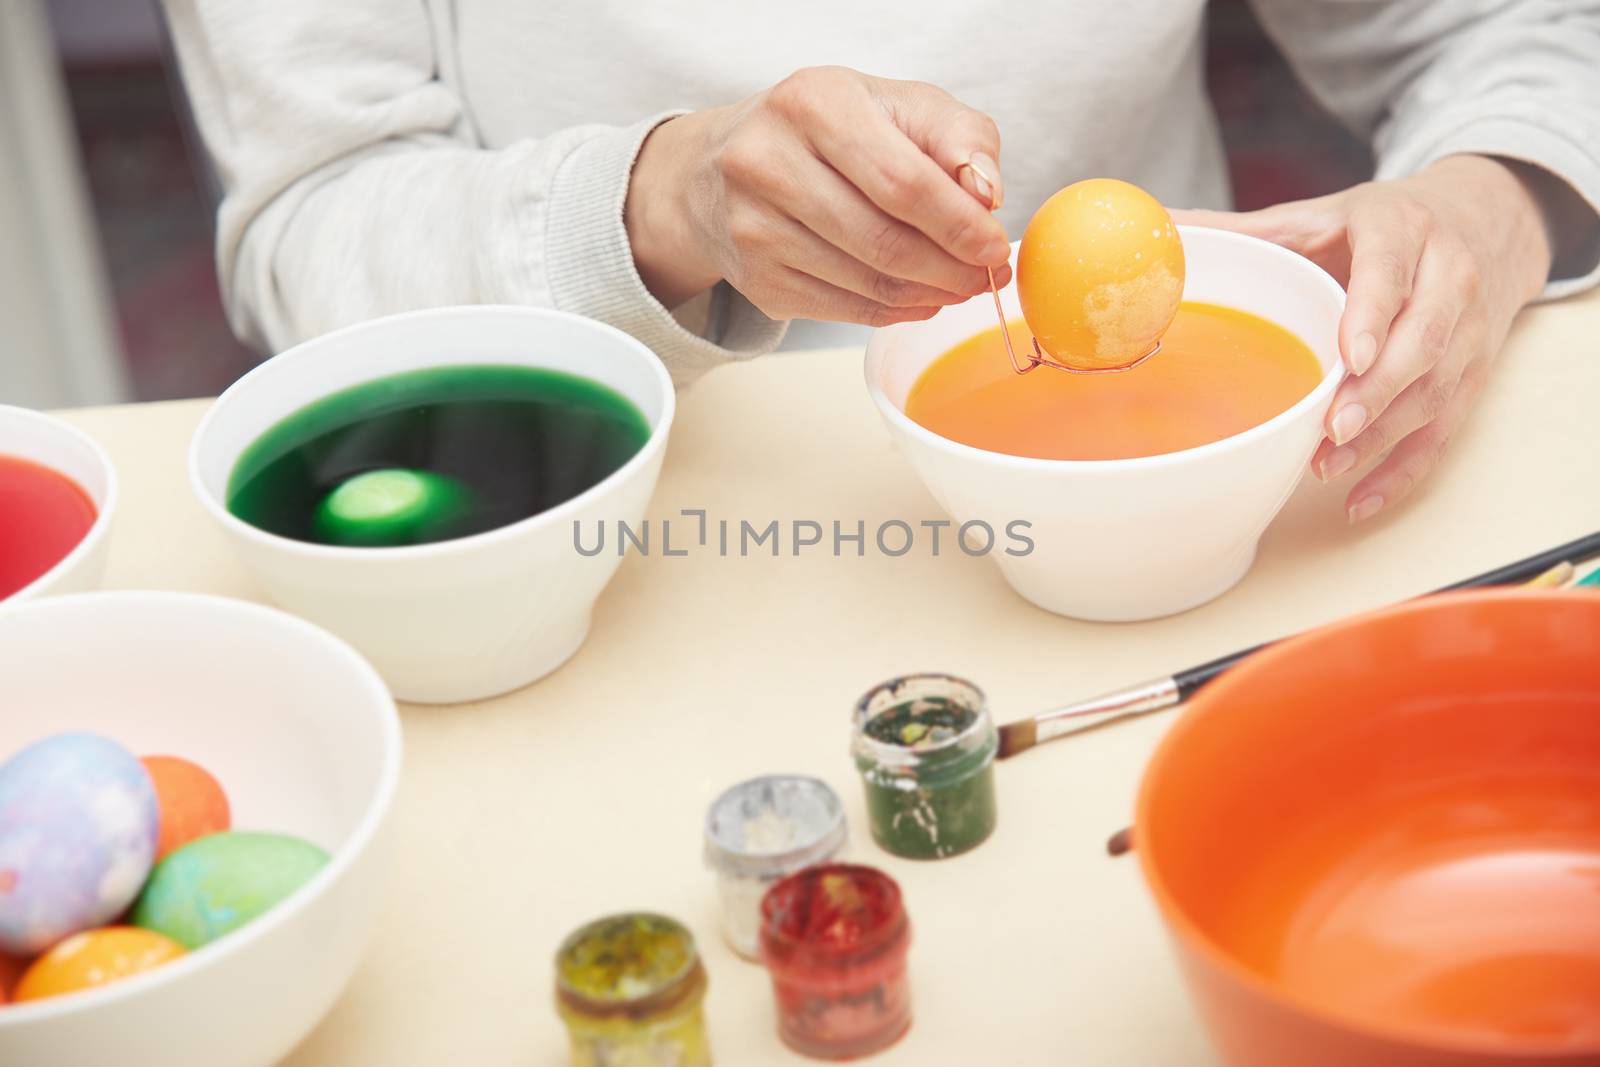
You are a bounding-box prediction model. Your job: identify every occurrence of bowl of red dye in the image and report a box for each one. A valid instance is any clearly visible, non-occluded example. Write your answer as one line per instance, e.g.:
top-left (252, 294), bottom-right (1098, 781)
top-left (0, 405), bottom-right (116, 605)
top-left (1135, 590), bottom-right (1600, 1067)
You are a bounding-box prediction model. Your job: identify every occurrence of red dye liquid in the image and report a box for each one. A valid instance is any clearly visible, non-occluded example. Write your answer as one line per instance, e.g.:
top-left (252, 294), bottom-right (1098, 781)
top-left (759, 864), bottom-right (912, 1060)
top-left (0, 456), bottom-right (96, 600)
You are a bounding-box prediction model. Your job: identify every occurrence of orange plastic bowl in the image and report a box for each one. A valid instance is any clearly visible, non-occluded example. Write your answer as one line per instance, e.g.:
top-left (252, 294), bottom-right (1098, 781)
top-left (1136, 590), bottom-right (1600, 1066)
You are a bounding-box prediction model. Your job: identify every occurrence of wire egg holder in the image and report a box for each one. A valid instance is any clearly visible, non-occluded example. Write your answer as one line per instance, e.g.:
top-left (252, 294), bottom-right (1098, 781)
top-left (958, 161), bottom-right (1161, 377)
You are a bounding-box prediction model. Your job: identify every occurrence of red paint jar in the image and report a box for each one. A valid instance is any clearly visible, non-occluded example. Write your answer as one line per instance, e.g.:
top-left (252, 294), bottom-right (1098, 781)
top-left (758, 863), bottom-right (912, 1060)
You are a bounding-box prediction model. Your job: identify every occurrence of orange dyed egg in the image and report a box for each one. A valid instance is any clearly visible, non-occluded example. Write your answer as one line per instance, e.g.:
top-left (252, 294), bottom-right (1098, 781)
top-left (142, 755), bottom-right (231, 860)
top-left (1016, 178), bottom-right (1185, 370)
top-left (15, 927), bottom-right (185, 1001)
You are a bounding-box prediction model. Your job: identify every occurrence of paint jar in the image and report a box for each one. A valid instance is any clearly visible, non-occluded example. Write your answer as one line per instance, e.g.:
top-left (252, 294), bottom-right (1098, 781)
top-left (704, 774), bottom-right (850, 960)
top-left (759, 863), bottom-right (912, 1059)
top-left (851, 673), bottom-right (998, 859)
top-left (554, 913), bottom-right (711, 1067)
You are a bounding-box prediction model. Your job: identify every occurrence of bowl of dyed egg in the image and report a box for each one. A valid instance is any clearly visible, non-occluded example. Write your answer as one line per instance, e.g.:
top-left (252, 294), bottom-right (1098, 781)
top-left (1136, 590), bottom-right (1600, 1066)
top-left (865, 224), bottom-right (1345, 621)
top-left (0, 404), bottom-right (116, 605)
top-left (0, 591), bottom-right (400, 1067)
top-left (189, 305), bottom-right (675, 703)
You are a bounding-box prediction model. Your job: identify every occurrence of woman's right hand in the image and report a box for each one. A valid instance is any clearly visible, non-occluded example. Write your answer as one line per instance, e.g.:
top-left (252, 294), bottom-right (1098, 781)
top-left (625, 66), bottom-right (1011, 326)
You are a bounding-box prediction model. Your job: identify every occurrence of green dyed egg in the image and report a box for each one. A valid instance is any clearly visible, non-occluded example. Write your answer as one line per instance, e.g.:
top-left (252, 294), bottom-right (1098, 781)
top-left (131, 831), bottom-right (330, 949)
top-left (311, 467), bottom-right (470, 547)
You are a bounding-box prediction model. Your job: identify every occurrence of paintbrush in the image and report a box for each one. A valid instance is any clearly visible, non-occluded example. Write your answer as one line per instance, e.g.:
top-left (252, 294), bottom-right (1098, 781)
top-left (998, 529), bottom-right (1600, 760)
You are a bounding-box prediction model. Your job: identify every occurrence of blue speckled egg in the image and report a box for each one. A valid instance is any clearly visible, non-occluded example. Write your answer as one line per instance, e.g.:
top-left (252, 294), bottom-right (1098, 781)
top-left (0, 733), bottom-right (159, 955)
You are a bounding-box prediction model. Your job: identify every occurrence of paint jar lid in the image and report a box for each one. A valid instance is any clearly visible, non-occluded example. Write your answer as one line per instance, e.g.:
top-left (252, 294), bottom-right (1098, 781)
top-left (555, 913), bottom-right (707, 1021)
top-left (704, 775), bottom-right (848, 880)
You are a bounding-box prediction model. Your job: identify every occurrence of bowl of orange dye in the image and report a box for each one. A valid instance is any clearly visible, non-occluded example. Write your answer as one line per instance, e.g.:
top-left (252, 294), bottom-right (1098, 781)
top-left (864, 227), bottom-right (1344, 620)
top-left (1136, 590), bottom-right (1600, 1067)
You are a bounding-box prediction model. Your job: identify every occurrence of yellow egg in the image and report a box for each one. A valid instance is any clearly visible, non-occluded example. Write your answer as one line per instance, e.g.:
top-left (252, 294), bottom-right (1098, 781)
top-left (14, 927), bottom-right (185, 1002)
top-left (1017, 178), bottom-right (1185, 370)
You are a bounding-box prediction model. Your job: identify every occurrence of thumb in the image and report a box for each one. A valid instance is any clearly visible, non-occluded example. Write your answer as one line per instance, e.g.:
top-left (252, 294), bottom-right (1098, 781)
top-left (1172, 194), bottom-right (1342, 259)
top-left (873, 77), bottom-right (1004, 210)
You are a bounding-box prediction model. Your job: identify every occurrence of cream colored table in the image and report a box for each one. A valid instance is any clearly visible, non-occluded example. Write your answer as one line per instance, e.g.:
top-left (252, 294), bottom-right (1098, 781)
top-left (60, 289), bottom-right (1600, 1067)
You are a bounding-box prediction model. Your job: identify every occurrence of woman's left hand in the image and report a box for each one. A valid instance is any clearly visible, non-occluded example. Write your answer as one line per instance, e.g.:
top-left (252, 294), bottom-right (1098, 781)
top-left (1176, 155), bottom-right (1554, 523)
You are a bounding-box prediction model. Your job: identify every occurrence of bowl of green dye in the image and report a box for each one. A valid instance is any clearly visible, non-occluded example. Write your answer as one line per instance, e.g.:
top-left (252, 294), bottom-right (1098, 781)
top-left (189, 306), bottom-right (675, 703)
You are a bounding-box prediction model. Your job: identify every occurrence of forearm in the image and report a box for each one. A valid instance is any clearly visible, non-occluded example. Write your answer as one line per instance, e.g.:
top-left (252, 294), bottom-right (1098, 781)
top-left (227, 135), bottom-right (584, 352)
top-left (165, 0), bottom-right (785, 383)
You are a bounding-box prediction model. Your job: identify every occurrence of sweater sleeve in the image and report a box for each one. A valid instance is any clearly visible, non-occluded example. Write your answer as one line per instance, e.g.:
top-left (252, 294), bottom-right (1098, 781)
top-left (162, 0), bottom-right (785, 386)
top-left (1246, 0), bottom-right (1600, 299)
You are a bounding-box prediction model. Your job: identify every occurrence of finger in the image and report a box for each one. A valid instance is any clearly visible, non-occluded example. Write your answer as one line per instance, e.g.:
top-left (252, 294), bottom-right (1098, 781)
top-left (877, 78), bottom-right (1005, 211)
top-left (1337, 198), bottom-right (1428, 376)
top-left (1323, 245), bottom-right (1463, 448)
top-left (1343, 364), bottom-right (1486, 522)
top-left (767, 214), bottom-right (976, 308)
top-left (747, 265), bottom-right (942, 328)
top-left (775, 71), bottom-right (1009, 267)
top-left (957, 154), bottom-right (1002, 211)
top-left (1314, 363), bottom-right (1462, 482)
top-left (1170, 198), bottom-right (1340, 256)
top-left (1315, 310), bottom-right (1483, 482)
top-left (779, 152), bottom-right (1003, 295)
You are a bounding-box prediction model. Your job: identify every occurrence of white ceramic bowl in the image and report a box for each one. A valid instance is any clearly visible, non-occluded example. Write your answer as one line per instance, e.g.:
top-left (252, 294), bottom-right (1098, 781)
top-left (190, 306), bottom-right (676, 703)
top-left (0, 404), bottom-right (117, 604)
top-left (866, 227), bottom-right (1345, 621)
top-left (0, 592), bottom-right (400, 1067)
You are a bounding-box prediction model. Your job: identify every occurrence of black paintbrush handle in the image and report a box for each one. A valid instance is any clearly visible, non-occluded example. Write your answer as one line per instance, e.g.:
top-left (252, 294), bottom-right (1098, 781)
top-left (1173, 645), bottom-right (1261, 702)
top-left (1171, 529), bottom-right (1600, 702)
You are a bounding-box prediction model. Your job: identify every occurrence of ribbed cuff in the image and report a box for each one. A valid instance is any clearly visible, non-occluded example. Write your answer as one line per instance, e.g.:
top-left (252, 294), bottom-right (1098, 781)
top-left (1377, 116), bottom-right (1600, 302)
top-left (543, 112), bottom-right (787, 386)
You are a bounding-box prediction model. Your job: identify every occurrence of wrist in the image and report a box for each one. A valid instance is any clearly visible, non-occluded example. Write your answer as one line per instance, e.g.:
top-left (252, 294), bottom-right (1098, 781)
top-left (1425, 154), bottom-right (1552, 300)
top-left (626, 113), bottom-right (722, 308)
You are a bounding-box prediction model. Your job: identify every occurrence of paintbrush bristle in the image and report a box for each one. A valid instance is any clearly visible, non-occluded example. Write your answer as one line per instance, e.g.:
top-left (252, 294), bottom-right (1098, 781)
top-left (996, 717), bottom-right (1038, 760)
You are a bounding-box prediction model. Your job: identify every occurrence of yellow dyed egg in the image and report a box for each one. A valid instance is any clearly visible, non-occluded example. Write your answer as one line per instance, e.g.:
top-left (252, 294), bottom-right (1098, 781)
top-left (1017, 178), bottom-right (1185, 370)
top-left (15, 926), bottom-right (185, 1002)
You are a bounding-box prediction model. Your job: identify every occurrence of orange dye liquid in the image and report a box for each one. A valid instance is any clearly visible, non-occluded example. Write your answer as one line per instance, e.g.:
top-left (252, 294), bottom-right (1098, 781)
top-left (905, 302), bottom-right (1324, 460)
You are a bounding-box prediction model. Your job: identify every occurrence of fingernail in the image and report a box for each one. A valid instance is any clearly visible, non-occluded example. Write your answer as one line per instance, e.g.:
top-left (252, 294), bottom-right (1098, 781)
top-left (967, 151), bottom-right (1002, 210)
top-left (1319, 445), bottom-right (1356, 481)
top-left (1350, 332), bottom-right (1378, 376)
top-left (1348, 494), bottom-right (1384, 523)
top-left (1330, 402), bottom-right (1367, 446)
top-left (979, 238), bottom-right (1011, 268)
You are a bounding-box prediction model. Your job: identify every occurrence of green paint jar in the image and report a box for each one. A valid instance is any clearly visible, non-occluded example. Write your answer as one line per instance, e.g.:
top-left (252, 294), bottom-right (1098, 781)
top-left (851, 674), bottom-right (999, 860)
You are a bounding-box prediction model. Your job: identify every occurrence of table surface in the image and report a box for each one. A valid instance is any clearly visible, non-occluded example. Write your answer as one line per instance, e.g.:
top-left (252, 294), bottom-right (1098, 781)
top-left (60, 287), bottom-right (1600, 1067)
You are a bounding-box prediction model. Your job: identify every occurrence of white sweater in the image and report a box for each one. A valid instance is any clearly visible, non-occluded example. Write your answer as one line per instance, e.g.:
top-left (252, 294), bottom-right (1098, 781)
top-left (165, 0), bottom-right (1600, 384)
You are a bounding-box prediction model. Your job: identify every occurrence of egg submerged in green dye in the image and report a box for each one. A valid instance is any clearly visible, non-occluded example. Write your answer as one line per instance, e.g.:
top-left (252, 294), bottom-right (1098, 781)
top-left (312, 468), bottom-right (471, 547)
top-left (131, 831), bottom-right (330, 949)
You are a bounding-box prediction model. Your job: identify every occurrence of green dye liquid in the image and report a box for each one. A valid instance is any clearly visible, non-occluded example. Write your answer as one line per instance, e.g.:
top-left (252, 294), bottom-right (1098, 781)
top-left (228, 364), bottom-right (650, 547)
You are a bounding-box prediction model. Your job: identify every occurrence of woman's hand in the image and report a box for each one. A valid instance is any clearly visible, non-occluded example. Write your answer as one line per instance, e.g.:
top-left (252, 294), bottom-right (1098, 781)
top-left (625, 66), bottom-right (1010, 327)
top-left (1178, 155), bottom-right (1556, 522)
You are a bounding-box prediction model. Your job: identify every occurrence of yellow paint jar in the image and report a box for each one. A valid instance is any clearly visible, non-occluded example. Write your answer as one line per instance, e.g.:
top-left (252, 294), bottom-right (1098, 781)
top-left (554, 913), bottom-right (712, 1067)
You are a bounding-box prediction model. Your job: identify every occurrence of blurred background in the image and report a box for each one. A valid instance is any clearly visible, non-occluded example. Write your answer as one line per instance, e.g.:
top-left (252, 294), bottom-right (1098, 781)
top-left (2, 0), bottom-right (1370, 409)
